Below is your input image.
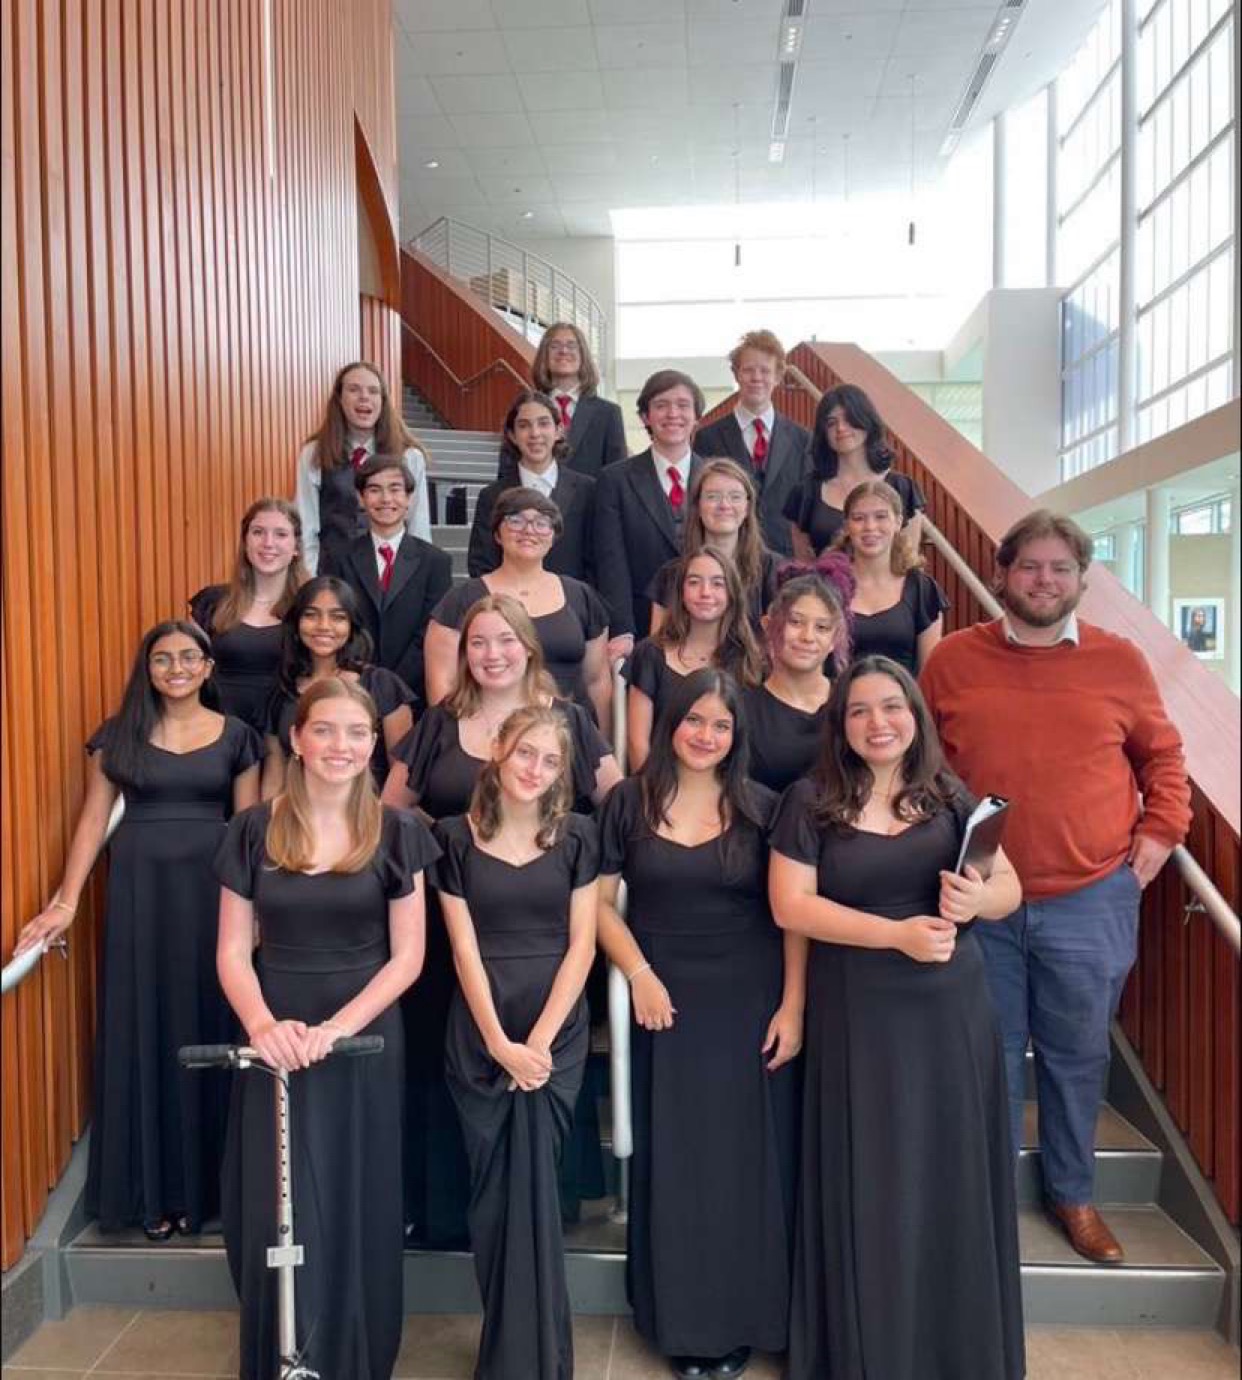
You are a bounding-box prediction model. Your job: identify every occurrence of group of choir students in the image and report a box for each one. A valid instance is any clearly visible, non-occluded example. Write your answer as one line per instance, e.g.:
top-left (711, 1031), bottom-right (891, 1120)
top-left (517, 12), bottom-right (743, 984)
top-left (16, 326), bottom-right (1029, 1380)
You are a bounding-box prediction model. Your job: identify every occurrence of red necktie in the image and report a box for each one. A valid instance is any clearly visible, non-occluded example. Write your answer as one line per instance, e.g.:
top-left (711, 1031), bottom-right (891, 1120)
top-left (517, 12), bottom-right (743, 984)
top-left (752, 418), bottom-right (769, 471)
top-left (668, 466), bottom-right (685, 514)
top-left (556, 394), bottom-right (573, 429)
top-left (351, 445), bottom-right (368, 469)
top-left (379, 543), bottom-right (395, 591)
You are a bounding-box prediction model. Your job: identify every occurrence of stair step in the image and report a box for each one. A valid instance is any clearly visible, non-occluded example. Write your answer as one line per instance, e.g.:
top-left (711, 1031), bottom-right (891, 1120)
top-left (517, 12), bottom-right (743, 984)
top-left (1018, 1103), bottom-right (1161, 1206)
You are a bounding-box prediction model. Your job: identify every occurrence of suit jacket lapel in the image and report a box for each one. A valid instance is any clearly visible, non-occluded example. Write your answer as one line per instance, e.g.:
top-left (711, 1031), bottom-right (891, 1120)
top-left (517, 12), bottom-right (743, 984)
top-left (568, 396), bottom-right (594, 448)
top-left (351, 543), bottom-right (385, 613)
top-left (766, 415), bottom-right (803, 484)
top-left (715, 414), bottom-right (752, 470)
top-left (631, 451), bottom-right (677, 547)
top-left (383, 536), bottom-right (421, 606)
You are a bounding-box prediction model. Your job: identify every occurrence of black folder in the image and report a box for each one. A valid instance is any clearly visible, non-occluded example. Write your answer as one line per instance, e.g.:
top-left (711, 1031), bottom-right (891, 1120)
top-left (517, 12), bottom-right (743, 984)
top-left (955, 795), bottom-right (1011, 879)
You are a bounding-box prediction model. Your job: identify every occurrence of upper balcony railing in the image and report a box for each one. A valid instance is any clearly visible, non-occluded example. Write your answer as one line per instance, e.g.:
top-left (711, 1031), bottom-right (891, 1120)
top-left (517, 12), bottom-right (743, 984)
top-left (409, 218), bottom-right (607, 369)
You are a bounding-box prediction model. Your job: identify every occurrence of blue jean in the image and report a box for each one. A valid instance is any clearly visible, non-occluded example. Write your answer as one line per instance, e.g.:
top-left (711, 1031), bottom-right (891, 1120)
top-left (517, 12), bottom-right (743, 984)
top-left (975, 862), bottom-right (1142, 1206)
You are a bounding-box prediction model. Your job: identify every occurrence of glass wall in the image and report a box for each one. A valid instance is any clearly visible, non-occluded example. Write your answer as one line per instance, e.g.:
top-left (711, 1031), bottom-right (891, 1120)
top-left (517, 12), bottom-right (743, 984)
top-left (1057, 0), bottom-right (1123, 479)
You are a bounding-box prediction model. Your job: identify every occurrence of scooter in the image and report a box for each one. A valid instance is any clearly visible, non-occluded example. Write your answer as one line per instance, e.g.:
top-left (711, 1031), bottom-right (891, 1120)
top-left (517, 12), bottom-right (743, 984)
top-left (179, 1036), bottom-right (383, 1380)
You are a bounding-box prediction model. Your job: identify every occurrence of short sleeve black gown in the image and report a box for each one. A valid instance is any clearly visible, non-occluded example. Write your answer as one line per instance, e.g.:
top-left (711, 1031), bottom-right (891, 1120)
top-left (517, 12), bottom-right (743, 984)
top-left (266, 665), bottom-right (415, 786)
top-left (430, 575), bottom-right (609, 711)
top-left (598, 779), bottom-right (798, 1359)
top-left (623, 639), bottom-right (685, 725)
top-left (85, 716), bottom-right (261, 1233)
top-left (851, 570), bottom-right (949, 674)
top-left (392, 702), bottom-right (610, 1246)
top-left (213, 805), bottom-right (441, 1380)
top-left (769, 779), bottom-right (1024, 1380)
top-left (782, 470), bottom-right (926, 554)
top-left (433, 812), bottom-right (600, 1380)
top-left (739, 684), bottom-right (830, 794)
top-left (189, 586), bottom-right (284, 731)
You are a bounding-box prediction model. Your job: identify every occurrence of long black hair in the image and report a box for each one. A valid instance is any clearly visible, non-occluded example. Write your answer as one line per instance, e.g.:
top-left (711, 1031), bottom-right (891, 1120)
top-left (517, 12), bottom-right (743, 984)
top-left (809, 383), bottom-right (893, 481)
top-left (638, 667), bottom-right (766, 878)
top-left (277, 576), bottom-right (373, 697)
top-left (101, 621), bottom-right (219, 787)
top-left (812, 654), bottom-right (959, 832)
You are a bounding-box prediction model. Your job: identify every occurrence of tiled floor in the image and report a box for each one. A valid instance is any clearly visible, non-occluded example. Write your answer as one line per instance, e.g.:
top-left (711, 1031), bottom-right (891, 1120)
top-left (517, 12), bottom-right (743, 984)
top-left (5, 1308), bottom-right (1240, 1379)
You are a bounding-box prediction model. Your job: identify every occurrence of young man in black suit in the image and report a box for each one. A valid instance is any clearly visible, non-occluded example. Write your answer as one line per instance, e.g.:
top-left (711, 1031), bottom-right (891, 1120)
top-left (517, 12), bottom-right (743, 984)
top-left (337, 456), bottom-right (452, 707)
top-left (594, 369), bottom-right (705, 657)
top-left (468, 390), bottom-right (595, 582)
top-left (530, 321), bottom-right (627, 479)
top-left (691, 329), bottom-right (810, 557)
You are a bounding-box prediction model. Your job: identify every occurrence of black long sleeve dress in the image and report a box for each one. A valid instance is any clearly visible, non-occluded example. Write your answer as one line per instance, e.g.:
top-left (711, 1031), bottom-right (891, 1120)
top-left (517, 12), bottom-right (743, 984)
top-left (86, 716), bottom-right (261, 1233)
top-left (769, 779), bottom-right (1025, 1380)
top-left (598, 778), bottom-right (798, 1360)
top-left (433, 812), bottom-right (600, 1380)
top-left (213, 805), bottom-right (440, 1380)
top-left (392, 702), bottom-right (611, 1246)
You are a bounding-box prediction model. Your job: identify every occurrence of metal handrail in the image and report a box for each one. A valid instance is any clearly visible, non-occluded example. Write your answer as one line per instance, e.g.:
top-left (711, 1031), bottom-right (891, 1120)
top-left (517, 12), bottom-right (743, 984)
top-left (408, 217), bottom-right (607, 367)
top-left (2, 796), bottom-right (127, 995)
top-left (401, 320), bottom-right (530, 396)
top-left (606, 656), bottom-right (634, 1198)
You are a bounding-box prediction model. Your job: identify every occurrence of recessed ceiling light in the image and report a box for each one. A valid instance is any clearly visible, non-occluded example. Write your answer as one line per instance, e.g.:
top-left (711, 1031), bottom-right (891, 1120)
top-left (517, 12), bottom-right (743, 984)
top-left (424, 159), bottom-right (440, 169)
top-left (521, 210), bottom-right (535, 219)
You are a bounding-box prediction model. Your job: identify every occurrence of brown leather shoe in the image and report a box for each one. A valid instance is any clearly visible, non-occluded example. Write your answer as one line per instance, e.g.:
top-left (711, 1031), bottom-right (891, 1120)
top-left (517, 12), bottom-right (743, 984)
top-left (1046, 1202), bottom-right (1125, 1264)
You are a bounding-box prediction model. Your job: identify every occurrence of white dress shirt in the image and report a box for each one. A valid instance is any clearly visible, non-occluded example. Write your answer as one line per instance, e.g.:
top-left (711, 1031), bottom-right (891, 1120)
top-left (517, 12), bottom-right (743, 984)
top-left (1002, 611), bottom-right (1081, 647)
top-left (734, 403), bottom-right (776, 458)
top-left (650, 447), bottom-right (693, 501)
top-left (371, 529), bottom-right (402, 583)
top-left (517, 460), bottom-right (559, 497)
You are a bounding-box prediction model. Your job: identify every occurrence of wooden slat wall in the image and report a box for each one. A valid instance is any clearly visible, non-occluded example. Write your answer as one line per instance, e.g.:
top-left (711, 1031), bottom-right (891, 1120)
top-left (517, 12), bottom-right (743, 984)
top-left (361, 293), bottom-right (402, 405)
top-left (1, 0), bottom-right (401, 1269)
top-left (717, 340), bottom-right (1240, 1221)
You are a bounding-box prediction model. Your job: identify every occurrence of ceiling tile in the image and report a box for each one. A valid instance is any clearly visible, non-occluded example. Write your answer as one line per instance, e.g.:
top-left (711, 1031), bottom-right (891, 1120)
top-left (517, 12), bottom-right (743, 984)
top-left (523, 108), bottom-right (623, 144)
top-left (505, 205), bottom-right (569, 234)
top-left (590, 0), bottom-right (687, 21)
top-left (594, 24), bottom-right (688, 70)
top-left (451, 112), bottom-right (540, 148)
top-left (400, 148), bottom-right (476, 177)
top-left (482, 176), bottom-right (558, 204)
top-left (402, 31), bottom-right (512, 75)
top-left (395, 0), bottom-right (497, 32)
top-left (559, 203), bottom-right (617, 235)
top-left (502, 26), bottom-right (600, 72)
top-left (602, 103), bottom-right (687, 138)
top-left (400, 172), bottom-right (487, 204)
top-left (685, 21), bottom-right (777, 66)
top-left (811, 0), bottom-right (906, 12)
top-left (798, 12), bottom-right (902, 60)
top-left (600, 66), bottom-right (691, 109)
top-left (892, 9), bottom-right (995, 56)
top-left (396, 76), bottom-right (442, 118)
top-left (541, 143), bottom-right (625, 174)
top-left (430, 74), bottom-right (525, 114)
top-left (399, 115), bottom-right (462, 148)
top-left (490, 0), bottom-right (592, 26)
top-left (686, 0), bottom-right (786, 19)
top-left (516, 69), bottom-right (607, 111)
top-left (688, 62), bottom-right (777, 106)
top-left (463, 145), bottom-right (549, 176)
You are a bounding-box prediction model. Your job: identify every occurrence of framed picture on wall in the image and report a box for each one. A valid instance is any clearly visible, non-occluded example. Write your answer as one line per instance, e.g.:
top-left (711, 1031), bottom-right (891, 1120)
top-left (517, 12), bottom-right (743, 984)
top-left (1173, 598), bottom-right (1225, 658)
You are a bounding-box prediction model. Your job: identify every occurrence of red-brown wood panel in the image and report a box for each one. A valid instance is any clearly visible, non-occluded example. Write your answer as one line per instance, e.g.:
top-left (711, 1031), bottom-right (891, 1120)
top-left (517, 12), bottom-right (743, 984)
top-left (1, 0), bottom-right (402, 1269)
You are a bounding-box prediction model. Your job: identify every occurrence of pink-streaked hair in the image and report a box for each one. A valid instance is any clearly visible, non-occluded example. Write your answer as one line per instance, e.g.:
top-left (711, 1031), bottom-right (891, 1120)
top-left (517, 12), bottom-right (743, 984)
top-left (766, 551), bottom-right (855, 669)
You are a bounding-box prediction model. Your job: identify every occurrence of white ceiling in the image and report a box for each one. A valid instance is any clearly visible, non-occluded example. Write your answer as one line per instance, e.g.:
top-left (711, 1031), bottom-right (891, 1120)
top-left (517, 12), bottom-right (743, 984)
top-left (393, 0), bottom-right (1104, 242)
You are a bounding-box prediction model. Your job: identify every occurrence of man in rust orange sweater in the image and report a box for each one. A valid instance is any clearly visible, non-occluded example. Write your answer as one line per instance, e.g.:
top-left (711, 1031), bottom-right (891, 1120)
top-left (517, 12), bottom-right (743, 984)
top-left (920, 510), bottom-right (1190, 1265)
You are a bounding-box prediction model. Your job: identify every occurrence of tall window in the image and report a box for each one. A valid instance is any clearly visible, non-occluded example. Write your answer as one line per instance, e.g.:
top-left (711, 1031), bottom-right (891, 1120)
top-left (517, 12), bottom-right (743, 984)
top-left (1057, 0), bottom-right (1123, 479)
top-left (1135, 0), bottom-right (1236, 440)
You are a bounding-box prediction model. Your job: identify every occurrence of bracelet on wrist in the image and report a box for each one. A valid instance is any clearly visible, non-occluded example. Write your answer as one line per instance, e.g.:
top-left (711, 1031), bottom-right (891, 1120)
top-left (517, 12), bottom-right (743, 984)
top-left (49, 899), bottom-right (75, 916)
top-left (626, 961), bottom-right (652, 984)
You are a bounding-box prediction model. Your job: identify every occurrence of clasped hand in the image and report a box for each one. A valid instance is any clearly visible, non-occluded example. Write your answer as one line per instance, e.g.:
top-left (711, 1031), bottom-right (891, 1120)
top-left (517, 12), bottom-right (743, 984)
top-left (493, 1037), bottom-right (553, 1093)
top-left (250, 1018), bottom-right (342, 1071)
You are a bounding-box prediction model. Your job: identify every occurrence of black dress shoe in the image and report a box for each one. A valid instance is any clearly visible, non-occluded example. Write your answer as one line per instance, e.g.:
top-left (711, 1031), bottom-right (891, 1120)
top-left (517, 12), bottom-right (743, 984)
top-left (670, 1359), bottom-right (711, 1379)
top-left (713, 1348), bottom-right (751, 1377)
top-left (142, 1219), bottom-right (175, 1242)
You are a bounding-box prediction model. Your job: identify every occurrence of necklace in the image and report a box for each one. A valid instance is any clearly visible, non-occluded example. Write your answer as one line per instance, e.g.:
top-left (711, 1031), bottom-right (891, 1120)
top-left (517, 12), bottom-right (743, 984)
top-left (678, 643), bottom-right (712, 668)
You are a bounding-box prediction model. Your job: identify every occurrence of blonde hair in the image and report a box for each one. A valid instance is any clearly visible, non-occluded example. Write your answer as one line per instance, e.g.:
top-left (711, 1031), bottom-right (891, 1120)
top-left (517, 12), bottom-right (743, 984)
top-left (212, 498), bottom-right (308, 633)
top-left (266, 678), bottom-right (383, 873)
top-left (443, 594), bottom-right (559, 719)
top-left (833, 480), bottom-right (924, 577)
top-left (728, 328), bottom-right (787, 374)
top-left (470, 706), bottom-right (574, 849)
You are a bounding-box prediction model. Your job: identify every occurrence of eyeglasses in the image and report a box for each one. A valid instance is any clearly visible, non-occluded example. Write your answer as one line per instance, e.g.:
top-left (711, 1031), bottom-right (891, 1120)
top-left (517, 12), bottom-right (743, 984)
top-left (547, 340), bottom-right (580, 355)
top-left (501, 514), bottom-right (555, 536)
top-left (701, 490), bottom-right (748, 508)
top-left (150, 649), bottom-right (207, 671)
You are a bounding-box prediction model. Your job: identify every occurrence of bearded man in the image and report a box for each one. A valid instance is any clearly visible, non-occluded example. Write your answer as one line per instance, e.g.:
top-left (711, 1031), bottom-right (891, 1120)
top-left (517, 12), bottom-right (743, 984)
top-left (920, 509), bottom-right (1190, 1265)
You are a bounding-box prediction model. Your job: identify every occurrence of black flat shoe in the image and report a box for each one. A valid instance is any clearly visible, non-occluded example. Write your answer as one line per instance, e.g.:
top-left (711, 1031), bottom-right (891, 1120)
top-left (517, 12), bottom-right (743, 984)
top-left (142, 1219), bottom-right (175, 1242)
top-left (173, 1215), bottom-right (193, 1236)
top-left (671, 1359), bottom-right (711, 1379)
top-left (713, 1348), bottom-right (751, 1377)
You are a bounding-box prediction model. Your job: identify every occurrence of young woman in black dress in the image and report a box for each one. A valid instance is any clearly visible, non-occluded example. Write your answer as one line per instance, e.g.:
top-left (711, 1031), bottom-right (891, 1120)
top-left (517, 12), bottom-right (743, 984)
top-left (783, 384), bottom-right (925, 558)
top-left (598, 668), bottom-right (803, 1380)
top-left (382, 594), bottom-right (619, 1246)
top-left (424, 488), bottom-right (612, 727)
top-left (626, 548), bottom-right (763, 771)
top-left (647, 458), bottom-right (779, 635)
top-left (434, 705), bottom-right (600, 1380)
top-left (190, 498), bottom-right (307, 731)
top-left (769, 656), bottom-right (1025, 1380)
top-left (261, 576), bottom-right (414, 795)
top-left (834, 480), bottom-right (948, 673)
top-left (215, 677), bottom-right (438, 1380)
top-left (14, 620), bottom-right (261, 1239)
top-left (741, 555), bottom-right (854, 794)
